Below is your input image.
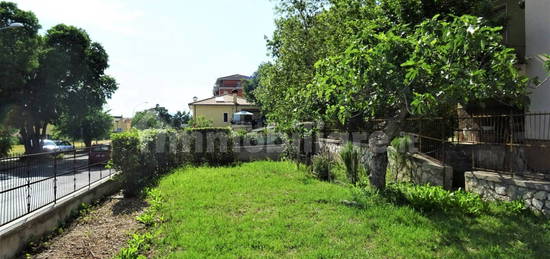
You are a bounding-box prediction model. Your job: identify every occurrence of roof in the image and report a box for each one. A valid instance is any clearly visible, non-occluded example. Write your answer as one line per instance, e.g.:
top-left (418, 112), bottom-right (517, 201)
top-left (188, 94), bottom-right (256, 106)
top-left (215, 74), bottom-right (249, 83)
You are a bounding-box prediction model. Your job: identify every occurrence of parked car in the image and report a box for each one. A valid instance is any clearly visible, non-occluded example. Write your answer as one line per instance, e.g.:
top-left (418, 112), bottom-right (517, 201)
top-left (54, 140), bottom-right (75, 152)
top-left (41, 139), bottom-right (75, 153)
top-left (88, 144), bottom-right (111, 165)
top-left (41, 139), bottom-right (60, 153)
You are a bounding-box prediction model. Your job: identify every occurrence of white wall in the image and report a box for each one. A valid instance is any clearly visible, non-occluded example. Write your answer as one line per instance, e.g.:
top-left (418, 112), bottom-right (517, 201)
top-left (526, 0), bottom-right (550, 112)
top-left (525, 0), bottom-right (550, 140)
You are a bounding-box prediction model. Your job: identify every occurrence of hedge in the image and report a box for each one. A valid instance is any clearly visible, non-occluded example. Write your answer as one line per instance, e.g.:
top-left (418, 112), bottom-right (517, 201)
top-left (183, 127), bottom-right (234, 166)
top-left (111, 128), bottom-right (235, 197)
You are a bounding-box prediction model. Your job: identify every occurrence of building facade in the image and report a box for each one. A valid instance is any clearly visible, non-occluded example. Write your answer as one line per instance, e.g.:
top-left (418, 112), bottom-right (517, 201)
top-left (212, 74), bottom-right (249, 97)
top-left (188, 94), bottom-right (260, 128)
top-left (112, 116), bottom-right (132, 133)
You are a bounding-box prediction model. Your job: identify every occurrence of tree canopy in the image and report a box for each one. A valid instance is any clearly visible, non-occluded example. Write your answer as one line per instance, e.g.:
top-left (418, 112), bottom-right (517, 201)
top-left (256, 0), bottom-right (522, 132)
top-left (0, 2), bottom-right (118, 153)
top-left (132, 105), bottom-right (191, 130)
top-left (255, 0), bottom-right (529, 189)
top-left (54, 109), bottom-right (113, 147)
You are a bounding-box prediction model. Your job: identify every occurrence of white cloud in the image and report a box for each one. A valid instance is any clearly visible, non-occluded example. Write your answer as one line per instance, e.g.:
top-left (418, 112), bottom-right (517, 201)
top-left (13, 0), bottom-right (144, 35)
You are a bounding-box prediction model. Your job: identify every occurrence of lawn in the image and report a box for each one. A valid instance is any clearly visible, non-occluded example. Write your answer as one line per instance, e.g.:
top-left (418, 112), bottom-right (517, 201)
top-left (144, 161), bottom-right (550, 258)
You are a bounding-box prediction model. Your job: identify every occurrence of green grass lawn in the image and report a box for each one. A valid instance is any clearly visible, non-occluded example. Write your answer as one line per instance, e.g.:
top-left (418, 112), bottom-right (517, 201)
top-left (145, 161), bottom-right (550, 258)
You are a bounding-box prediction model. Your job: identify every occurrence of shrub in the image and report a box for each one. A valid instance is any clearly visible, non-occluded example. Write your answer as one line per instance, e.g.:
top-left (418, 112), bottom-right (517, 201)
top-left (0, 127), bottom-right (15, 157)
top-left (390, 135), bottom-right (413, 154)
top-left (184, 127), bottom-right (234, 166)
top-left (339, 143), bottom-right (362, 185)
top-left (384, 183), bottom-right (488, 215)
top-left (188, 116), bottom-right (213, 128)
top-left (312, 153), bottom-right (333, 181)
top-left (111, 129), bottom-right (181, 197)
top-left (111, 130), bottom-right (141, 197)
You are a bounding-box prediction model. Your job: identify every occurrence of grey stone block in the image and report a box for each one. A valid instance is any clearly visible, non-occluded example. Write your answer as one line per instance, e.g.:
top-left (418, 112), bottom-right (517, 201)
top-left (495, 185), bottom-right (507, 195)
top-left (533, 198), bottom-right (545, 210)
top-left (523, 191), bottom-right (534, 200)
top-left (534, 191), bottom-right (547, 201)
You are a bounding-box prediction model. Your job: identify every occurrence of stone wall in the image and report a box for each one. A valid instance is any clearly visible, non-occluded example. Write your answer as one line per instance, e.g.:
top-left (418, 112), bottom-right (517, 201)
top-left (317, 138), bottom-right (369, 165)
top-left (235, 144), bottom-right (283, 161)
top-left (465, 171), bottom-right (550, 215)
top-left (387, 146), bottom-right (453, 190)
top-left (318, 138), bottom-right (452, 189)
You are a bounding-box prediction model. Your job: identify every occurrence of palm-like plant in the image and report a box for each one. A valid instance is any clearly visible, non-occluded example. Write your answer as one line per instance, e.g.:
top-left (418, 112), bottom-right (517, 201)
top-left (340, 143), bottom-right (361, 185)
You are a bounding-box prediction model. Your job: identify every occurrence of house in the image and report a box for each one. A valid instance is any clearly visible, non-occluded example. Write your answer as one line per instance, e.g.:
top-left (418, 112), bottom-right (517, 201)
top-left (212, 74), bottom-right (249, 97)
top-left (188, 94), bottom-right (261, 128)
top-left (112, 116), bottom-right (132, 133)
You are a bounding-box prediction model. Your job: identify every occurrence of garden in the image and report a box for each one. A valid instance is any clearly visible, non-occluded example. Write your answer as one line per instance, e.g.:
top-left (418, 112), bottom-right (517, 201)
top-left (117, 161), bottom-right (550, 258)
top-left (103, 128), bottom-right (548, 258)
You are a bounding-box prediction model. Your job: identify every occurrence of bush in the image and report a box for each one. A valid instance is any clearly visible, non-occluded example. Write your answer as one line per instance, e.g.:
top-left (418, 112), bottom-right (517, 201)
top-left (0, 127), bottom-right (16, 157)
top-left (111, 130), bottom-right (141, 197)
top-left (111, 129), bottom-right (181, 197)
top-left (184, 127), bottom-right (234, 166)
top-left (312, 153), bottom-right (333, 181)
top-left (339, 143), bottom-right (362, 185)
top-left (384, 183), bottom-right (488, 215)
top-left (188, 116), bottom-right (213, 128)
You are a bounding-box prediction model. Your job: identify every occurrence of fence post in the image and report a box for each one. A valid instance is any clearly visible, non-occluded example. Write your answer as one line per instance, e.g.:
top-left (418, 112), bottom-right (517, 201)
top-left (53, 152), bottom-right (57, 204)
top-left (419, 120), bottom-right (423, 153)
top-left (26, 156), bottom-right (31, 213)
top-left (99, 160), bottom-right (102, 179)
top-left (88, 148), bottom-right (91, 189)
top-left (508, 112), bottom-right (514, 173)
top-left (73, 149), bottom-right (77, 191)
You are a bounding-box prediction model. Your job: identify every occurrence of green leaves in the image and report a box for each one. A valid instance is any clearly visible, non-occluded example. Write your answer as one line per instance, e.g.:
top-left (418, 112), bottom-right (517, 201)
top-left (258, 0), bottom-right (527, 132)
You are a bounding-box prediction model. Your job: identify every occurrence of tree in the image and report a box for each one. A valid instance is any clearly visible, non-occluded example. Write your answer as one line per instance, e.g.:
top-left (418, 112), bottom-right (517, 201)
top-left (258, 0), bottom-right (528, 190)
top-left (132, 105), bottom-right (191, 130)
top-left (0, 2), bottom-right (41, 122)
top-left (132, 110), bottom-right (164, 130)
top-left (54, 109), bottom-right (113, 147)
top-left (1, 12), bottom-right (117, 153)
top-left (172, 110), bottom-right (191, 128)
top-left (242, 63), bottom-right (270, 104)
top-left (188, 116), bottom-right (213, 128)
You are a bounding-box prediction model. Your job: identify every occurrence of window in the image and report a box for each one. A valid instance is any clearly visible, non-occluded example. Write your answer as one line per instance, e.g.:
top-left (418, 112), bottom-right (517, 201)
top-left (223, 113), bottom-right (228, 122)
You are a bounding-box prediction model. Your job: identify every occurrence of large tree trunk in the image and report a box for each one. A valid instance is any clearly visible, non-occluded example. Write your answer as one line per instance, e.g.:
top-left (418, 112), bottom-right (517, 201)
top-left (20, 121), bottom-right (48, 154)
top-left (366, 109), bottom-right (408, 190)
top-left (367, 131), bottom-right (390, 190)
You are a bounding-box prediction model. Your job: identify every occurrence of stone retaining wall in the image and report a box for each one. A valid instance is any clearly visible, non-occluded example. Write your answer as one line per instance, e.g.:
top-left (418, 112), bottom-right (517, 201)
top-left (318, 138), bottom-right (452, 189)
top-left (387, 146), bottom-right (453, 190)
top-left (465, 171), bottom-right (550, 215)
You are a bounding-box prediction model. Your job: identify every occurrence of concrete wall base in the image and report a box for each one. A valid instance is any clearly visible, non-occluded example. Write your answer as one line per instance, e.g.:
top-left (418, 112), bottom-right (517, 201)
top-left (0, 177), bottom-right (120, 259)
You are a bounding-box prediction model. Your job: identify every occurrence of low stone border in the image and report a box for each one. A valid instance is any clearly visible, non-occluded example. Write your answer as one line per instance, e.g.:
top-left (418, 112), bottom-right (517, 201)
top-left (465, 171), bottom-right (550, 215)
top-left (387, 146), bottom-right (453, 190)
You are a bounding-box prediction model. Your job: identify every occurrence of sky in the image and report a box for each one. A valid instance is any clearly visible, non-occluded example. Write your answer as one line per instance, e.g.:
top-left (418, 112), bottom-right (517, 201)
top-left (12, 0), bottom-right (276, 117)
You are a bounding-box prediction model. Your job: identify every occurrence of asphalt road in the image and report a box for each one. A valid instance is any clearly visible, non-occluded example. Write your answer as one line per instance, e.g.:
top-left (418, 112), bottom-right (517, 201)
top-left (0, 153), bottom-right (113, 226)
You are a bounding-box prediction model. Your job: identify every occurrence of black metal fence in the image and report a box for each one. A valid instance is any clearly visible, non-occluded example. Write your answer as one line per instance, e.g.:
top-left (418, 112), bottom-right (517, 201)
top-left (403, 112), bottom-right (550, 180)
top-left (0, 148), bottom-right (113, 227)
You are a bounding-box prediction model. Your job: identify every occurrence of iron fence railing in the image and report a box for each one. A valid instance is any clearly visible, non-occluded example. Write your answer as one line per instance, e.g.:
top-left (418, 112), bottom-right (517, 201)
top-left (0, 148), bottom-right (113, 227)
top-left (403, 112), bottom-right (550, 179)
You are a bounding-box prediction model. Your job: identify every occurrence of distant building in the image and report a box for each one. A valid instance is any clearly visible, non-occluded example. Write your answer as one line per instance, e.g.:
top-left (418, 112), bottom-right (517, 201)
top-left (212, 74), bottom-right (249, 97)
top-left (112, 116), bottom-right (132, 133)
top-left (188, 94), bottom-right (260, 128)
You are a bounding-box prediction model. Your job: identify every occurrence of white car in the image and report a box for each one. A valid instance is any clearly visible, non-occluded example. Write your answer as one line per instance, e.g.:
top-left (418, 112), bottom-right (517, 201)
top-left (41, 139), bottom-right (74, 153)
top-left (41, 139), bottom-right (60, 152)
